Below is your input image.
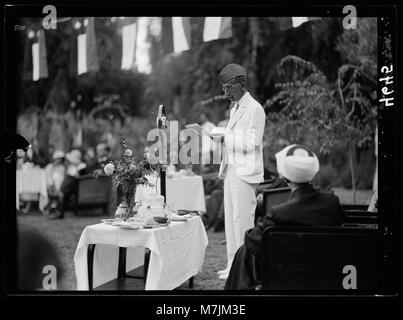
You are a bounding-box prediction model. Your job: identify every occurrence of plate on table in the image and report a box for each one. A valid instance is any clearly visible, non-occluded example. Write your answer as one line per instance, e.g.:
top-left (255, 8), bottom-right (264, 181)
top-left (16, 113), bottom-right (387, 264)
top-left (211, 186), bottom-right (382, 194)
top-left (177, 209), bottom-right (199, 216)
top-left (171, 213), bottom-right (192, 221)
top-left (143, 218), bottom-right (171, 228)
top-left (112, 220), bottom-right (141, 230)
top-left (210, 127), bottom-right (225, 138)
top-left (101, 219), bottom-right (116, 225)
top-left (177, 209), bottom-right (191, 216)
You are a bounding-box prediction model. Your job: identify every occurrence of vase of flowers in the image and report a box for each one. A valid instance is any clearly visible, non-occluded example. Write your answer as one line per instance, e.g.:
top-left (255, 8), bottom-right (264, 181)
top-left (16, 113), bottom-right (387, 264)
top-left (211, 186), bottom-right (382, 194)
top-left (101, 136), bottom-right (158, 221)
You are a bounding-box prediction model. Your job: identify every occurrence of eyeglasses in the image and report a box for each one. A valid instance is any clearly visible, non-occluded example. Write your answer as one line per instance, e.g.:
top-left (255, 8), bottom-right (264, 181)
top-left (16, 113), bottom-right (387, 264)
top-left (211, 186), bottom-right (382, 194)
top-left (222, 81), bottom-right (240, 93)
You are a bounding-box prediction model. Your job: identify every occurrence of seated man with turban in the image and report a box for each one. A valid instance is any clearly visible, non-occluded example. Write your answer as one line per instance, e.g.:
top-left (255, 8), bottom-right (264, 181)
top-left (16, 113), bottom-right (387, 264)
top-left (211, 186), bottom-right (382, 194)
top-left (225, 144), bottom-right (345, 290)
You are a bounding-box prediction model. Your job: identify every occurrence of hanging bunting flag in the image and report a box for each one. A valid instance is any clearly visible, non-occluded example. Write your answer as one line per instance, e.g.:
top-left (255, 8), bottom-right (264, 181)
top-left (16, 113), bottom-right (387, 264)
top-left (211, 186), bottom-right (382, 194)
top-left (292, 17), bottom-right (309, 28)
top-left (121, 22), bottom-right (138, 70)
top-left (271, 17), bottom-right (321, 31)
top-left (203, 17), bottom-right (232, 42)
top-left (32, 29), bottom-right (48, 81)
top-left (162, 17), bottom-right (174, 55)
top-left (23, 33), bottom-right (34, 81)
top-left (77, 33), bottom-right (87, 75)
top-left (69, 29), bottom-right (78, 77)
top-left (32, 42), bottom-right (40, 80)
top-left (86, 17), bottom-right (99, 72)
top-left (172, 17), bottom-right (191, 53)
top-left (77, 17), bottom-right (99, 75)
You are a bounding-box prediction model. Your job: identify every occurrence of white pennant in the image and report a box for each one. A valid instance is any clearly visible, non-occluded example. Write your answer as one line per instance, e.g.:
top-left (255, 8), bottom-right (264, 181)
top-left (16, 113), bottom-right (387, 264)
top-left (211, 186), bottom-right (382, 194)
top-left (121, 23), bottom-right (137, 70)
top-left (203, 17), bottom-right (222, 41)
top-left (32, 43), bottom-right (40, 81)
top-left (292, 17), bottom-right (309, 28)
top-left (77, 33), bottom-right (87, 75)
top-left (172, 17), bottom-right (189, 53)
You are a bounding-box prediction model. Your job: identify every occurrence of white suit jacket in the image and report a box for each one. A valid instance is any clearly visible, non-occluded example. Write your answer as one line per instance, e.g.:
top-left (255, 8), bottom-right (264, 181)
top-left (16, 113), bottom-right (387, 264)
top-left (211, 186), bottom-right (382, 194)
top-left (218, 92), bottom-right (266, 184)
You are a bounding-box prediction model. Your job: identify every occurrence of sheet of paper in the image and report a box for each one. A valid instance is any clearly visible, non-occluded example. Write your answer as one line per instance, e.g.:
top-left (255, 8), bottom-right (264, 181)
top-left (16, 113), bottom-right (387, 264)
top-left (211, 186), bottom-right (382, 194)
top-left (185, 123), bottom-right (210, 136)
top-left (210, 127), bottom-right (226, 137)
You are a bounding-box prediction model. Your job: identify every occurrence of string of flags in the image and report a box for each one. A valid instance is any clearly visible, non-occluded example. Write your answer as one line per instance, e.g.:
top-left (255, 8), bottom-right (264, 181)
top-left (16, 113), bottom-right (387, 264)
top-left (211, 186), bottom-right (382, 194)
top-left (274, 17), bottom-right (321, 30)
top-left (77, 17), bottom-right (100, 75)
top-left (32, 29), bottom-right (49, 81)
top-left (24, 16), bottom-right (320, 81)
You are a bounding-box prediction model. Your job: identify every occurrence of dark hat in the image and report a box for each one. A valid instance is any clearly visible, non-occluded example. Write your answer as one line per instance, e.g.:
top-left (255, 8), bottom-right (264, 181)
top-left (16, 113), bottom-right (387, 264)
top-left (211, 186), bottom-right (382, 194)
top-left (218, 63), bottom-right (246, 84)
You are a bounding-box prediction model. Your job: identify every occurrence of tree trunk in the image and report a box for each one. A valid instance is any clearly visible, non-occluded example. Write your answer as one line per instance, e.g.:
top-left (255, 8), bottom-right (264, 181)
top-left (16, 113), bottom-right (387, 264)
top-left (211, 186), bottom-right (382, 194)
top-left (348, 141), bottom-right (357, 203)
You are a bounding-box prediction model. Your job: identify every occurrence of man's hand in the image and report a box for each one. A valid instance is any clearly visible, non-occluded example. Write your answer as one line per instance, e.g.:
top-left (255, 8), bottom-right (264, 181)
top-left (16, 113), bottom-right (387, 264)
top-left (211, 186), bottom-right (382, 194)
top-left (210, 134), bottom-right (224, 144)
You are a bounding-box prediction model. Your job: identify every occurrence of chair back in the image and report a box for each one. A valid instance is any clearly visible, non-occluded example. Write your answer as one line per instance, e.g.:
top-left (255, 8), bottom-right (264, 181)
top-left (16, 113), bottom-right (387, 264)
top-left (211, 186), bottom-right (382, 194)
top-left (77, 175), bottom-right (112, 206)
top-left (263, 187), bottom-right (291, 213)
top-left (342, 203), bottom-right (369, 211)
top-left (261, 226), bottom-right (382, 293)
top-left (342, 210), bottom-right (378, 229)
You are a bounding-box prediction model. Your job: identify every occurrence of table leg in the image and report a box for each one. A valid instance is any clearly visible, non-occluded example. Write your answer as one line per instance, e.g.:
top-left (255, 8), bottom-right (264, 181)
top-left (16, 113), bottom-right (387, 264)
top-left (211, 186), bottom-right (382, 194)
top-left (118, 247), bottom-right (127, 280)
top-left (144, 249), bottom-right (150, 286)
top-left (189, 276), bottom-right (194, 289)
top-left (87, 244), bottom-right (96, 290)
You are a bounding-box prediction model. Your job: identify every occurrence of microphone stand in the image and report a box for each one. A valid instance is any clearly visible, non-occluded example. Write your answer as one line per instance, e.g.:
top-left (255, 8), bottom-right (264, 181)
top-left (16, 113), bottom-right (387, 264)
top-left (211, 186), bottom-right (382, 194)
top-left (157, 105), bottom-right (167, 203)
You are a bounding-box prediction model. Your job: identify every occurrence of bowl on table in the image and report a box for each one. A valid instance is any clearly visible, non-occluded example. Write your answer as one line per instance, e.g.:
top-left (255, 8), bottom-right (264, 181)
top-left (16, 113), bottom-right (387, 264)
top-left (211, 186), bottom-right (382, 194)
top-left (153, 216), bottom-right (170, 224)
top-left (177, 209), bottom-right (191, 216)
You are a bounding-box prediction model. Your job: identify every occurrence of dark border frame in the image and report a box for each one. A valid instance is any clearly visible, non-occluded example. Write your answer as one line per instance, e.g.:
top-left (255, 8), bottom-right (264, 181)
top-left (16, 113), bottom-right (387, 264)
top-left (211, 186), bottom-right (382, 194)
top-left (2, 3), bottom-right (400, 309)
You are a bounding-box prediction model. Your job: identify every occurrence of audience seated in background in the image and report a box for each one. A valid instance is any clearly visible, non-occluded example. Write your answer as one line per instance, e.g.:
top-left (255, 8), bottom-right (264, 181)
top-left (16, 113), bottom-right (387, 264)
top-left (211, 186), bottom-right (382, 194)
top-left (44, 150), bottom-right (67, 214)
top-left (204, 179), bottom-right (224, 232)
top-left (81, 143), bottom-right (111, 175)
top-left (83, 147), bottom-right (96, 170)
top-left (17, 146), bottom-right (36, 170)
top-left (225, 144), bottom-right (345, 290)
top-left (49, 149), bottom-right (86, 219)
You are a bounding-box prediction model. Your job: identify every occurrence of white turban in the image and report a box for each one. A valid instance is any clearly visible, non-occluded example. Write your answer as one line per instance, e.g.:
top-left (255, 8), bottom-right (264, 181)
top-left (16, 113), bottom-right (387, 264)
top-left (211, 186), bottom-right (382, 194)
top-left (275, 144), bottom-right (320, 183)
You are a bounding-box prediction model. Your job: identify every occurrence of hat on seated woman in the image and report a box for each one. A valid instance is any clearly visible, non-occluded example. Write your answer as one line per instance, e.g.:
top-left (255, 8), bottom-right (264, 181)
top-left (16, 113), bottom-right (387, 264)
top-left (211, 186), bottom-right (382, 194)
top-left (52, 150), bottom-right (65, 161)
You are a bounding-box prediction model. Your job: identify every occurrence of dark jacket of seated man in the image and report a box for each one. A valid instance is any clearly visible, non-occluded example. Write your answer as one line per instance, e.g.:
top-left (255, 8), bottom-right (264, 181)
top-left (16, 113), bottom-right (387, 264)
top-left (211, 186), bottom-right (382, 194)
top-left (225, 183), bottom-right (344, 290)
top-left (245, 183), bottom-right (344, 256)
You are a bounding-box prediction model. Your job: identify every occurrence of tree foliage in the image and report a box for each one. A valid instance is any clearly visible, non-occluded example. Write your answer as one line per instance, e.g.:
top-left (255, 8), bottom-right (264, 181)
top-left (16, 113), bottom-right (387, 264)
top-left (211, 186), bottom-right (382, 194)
top-left (264, 18), bottom-right (377, 155)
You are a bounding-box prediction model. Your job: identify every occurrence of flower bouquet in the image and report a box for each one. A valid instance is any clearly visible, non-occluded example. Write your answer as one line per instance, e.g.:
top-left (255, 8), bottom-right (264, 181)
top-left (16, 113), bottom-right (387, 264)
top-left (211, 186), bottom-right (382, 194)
top-left (99, 136), bottom-right (158, 220)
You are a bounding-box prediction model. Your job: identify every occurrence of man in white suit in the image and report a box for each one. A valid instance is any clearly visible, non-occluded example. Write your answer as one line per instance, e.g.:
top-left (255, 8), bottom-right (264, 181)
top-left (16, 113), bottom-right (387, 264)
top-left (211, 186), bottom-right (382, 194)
top-left (213, 63), bottom-right (266, 280)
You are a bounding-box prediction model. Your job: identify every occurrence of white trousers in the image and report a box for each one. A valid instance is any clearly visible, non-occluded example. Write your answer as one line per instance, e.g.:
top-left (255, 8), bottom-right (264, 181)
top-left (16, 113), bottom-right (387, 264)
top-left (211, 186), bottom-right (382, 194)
top-left (223, 166), bottom-right (257, 270)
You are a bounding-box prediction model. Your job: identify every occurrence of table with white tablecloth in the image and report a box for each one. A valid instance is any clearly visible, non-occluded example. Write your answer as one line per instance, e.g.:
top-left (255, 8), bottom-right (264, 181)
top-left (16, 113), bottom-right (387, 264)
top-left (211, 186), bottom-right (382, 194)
top-left (16, 168), bottom-right (48, 212)
top-left (74, 216), bottom-right (208, 290)
top-left (135, 174), bottom-right (206, 212)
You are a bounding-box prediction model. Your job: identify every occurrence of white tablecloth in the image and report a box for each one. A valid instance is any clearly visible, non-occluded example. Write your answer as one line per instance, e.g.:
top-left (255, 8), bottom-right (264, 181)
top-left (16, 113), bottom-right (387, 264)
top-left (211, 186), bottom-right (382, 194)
top-left (16, 168), bottom-right (48, 211)
top-left (135, 174), bottom-right (206, 212)
top-left (74, 216), bottom-right (208, 290)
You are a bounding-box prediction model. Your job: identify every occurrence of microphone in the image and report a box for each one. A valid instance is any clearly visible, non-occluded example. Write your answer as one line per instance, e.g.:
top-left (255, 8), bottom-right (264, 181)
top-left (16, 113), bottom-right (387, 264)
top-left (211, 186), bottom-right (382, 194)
top-left (156, 105), bottom-right (167, 129)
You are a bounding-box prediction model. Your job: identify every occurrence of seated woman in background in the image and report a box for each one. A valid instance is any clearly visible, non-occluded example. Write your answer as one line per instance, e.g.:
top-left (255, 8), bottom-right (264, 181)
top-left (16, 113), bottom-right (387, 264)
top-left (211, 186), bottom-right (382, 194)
top-left (49, 149), bottom-right (86, 219)
top-left (225, 144), bottom-right (345, 290)
top-left (44, 150), bottom-right (67, 214)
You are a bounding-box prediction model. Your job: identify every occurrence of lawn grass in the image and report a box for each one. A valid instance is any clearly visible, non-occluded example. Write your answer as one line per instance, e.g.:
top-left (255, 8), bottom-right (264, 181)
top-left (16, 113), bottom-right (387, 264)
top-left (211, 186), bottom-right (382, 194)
top-left (16, 187), bottom-right (374, 291)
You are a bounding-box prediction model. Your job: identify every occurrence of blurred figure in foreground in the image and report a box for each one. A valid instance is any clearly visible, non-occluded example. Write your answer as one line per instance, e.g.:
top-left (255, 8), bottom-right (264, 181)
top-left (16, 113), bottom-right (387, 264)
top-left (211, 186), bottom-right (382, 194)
top-left (17, 225), bottom-right (63, 290)
top-left (3, 131), bottom-right (63, 290)
top-left (4, 130), bottom-right (30, 164)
